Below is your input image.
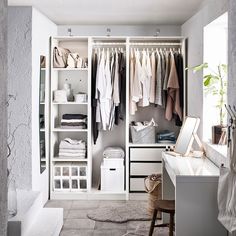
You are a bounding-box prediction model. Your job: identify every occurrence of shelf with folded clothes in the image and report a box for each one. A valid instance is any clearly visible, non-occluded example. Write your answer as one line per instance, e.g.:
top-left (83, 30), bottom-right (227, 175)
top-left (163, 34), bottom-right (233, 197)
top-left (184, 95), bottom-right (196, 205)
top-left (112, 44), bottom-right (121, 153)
top-left (53, 113), bottom-right (88, 132)
top-left (55, 137), bottom-right (87, 159)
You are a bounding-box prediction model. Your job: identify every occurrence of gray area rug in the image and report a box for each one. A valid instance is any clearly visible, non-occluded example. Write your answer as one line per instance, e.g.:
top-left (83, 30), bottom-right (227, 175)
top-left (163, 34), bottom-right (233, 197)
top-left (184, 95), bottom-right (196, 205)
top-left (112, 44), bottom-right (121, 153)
top-left (87, 202), bottom-right (151, 223)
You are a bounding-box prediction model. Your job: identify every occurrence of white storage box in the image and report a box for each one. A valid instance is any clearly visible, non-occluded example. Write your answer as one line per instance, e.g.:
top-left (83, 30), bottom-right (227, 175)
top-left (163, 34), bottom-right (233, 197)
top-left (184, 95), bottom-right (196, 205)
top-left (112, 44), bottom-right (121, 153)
top-left (103, 158), bottom-right (124, 168)
top-left (101, 163), bottom-right (124, 192)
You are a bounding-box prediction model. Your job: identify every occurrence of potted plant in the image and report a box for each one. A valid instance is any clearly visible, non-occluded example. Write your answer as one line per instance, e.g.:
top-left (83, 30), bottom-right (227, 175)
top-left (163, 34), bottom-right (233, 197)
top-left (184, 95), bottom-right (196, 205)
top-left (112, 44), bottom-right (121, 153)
top-left (187, 63), bottom-right (227, 144)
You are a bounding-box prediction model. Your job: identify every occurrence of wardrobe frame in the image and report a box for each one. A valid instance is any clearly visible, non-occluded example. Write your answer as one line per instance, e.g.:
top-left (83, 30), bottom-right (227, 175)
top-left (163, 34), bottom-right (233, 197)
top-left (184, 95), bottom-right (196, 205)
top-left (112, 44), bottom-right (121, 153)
top-left (48, 36), bottom-right (187, 200)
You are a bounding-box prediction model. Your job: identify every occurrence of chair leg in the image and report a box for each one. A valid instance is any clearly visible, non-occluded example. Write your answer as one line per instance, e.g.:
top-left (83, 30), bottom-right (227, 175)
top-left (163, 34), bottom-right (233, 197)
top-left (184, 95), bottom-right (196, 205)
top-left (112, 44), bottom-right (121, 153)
top-left (149, 209), bottom-right (158, 236)
top-left (169, 213), bottom-right (174, 236)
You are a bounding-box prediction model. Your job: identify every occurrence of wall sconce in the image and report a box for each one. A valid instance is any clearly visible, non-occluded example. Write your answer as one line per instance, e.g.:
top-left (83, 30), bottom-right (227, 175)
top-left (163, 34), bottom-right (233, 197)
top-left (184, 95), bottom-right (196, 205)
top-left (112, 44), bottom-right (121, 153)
top-left (67, 28), bottom-right (72, 37)
top-left (106, 28), bottom-right (111, 37)
top-left (155, 28), bottom-right (160, 37)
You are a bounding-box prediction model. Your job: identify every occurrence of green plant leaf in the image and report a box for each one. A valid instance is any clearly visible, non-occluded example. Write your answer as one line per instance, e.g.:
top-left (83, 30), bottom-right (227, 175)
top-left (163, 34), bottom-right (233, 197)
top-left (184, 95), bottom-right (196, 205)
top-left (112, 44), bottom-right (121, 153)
top-left (221, 64), bottom-right (227, 74)
top-left (204, 77), bottom-right (211, 86)
top-left (186, 62), bottom-right (208, 72)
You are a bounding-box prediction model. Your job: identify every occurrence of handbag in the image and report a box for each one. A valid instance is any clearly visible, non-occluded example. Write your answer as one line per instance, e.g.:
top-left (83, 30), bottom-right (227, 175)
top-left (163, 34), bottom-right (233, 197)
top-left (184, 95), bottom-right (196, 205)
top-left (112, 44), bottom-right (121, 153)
top-left (218, 125), bottom-right (236, 233)
top-left (53, 47), bottom-right (71, 68)
top-left (67, 53), bottom-right (80, 68)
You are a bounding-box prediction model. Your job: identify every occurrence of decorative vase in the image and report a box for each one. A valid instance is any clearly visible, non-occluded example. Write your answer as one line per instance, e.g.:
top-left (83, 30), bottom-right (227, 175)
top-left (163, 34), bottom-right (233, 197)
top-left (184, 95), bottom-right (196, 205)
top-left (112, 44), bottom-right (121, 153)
top-left (212, 125), bottom-right (227, 145)
top-left (8, 179), bottom-right (17, 218)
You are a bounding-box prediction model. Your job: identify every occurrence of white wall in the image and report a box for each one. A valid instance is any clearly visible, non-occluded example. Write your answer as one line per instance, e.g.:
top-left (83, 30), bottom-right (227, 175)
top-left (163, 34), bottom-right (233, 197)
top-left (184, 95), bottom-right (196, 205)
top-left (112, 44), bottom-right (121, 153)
top-left (0, 0), bottom-right (8, 234)
top-left (32, 8), bottom-right (57, 204)
top-left (181, 0), bottom-right (228, 139)
top-left (8, 6), bottom-right (33, 189)
top-left (58, 24), bottom-right (181, 37)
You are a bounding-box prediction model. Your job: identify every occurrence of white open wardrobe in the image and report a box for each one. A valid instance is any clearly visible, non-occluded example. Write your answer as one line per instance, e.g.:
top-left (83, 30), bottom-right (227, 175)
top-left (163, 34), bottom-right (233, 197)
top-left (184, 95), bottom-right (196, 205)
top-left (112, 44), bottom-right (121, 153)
top-left (49, 36), bottom-right (187, 200)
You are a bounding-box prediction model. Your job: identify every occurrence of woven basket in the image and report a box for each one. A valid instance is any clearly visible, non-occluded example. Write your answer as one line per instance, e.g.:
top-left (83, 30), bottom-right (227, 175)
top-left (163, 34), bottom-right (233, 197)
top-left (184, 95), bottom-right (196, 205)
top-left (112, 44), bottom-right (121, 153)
top-left (144, 174), bottom-right (162, 217)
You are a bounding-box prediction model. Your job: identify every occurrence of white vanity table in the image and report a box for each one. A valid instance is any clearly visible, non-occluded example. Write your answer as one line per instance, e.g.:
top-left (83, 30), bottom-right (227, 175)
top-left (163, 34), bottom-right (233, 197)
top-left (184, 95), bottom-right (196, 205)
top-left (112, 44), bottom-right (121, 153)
top-left (162, 152), bottom-right (227, 236)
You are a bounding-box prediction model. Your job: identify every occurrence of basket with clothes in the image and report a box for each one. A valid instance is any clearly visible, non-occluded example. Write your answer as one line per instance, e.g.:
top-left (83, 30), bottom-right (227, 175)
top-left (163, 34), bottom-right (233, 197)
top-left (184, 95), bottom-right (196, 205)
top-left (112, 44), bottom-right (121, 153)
top-left (130, 118), bottom-right (157, 144)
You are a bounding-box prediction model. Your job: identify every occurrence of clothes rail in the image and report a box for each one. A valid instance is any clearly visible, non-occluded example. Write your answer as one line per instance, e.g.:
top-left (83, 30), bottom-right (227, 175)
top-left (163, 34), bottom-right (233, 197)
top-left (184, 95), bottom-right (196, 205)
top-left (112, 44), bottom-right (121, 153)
top-left (129, 42), bottom-right (181, 46)
top-left (92, 42), bottom-right (126, 46)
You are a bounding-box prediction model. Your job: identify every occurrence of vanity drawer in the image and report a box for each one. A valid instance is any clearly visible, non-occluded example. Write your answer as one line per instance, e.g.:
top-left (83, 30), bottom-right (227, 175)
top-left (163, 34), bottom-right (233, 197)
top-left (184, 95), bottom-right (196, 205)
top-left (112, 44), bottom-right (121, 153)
top-left (130, 162), bottom-right (162, 176)
top-left (130, 178), bottom-right (146, 192)
top-left (130, 148), bottom-right (164, 161)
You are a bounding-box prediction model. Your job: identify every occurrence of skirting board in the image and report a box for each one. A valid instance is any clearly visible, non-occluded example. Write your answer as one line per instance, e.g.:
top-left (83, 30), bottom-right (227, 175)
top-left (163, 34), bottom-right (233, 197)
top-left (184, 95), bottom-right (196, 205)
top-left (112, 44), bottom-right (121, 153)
top-left (50, 192), bottom-right (127, 200)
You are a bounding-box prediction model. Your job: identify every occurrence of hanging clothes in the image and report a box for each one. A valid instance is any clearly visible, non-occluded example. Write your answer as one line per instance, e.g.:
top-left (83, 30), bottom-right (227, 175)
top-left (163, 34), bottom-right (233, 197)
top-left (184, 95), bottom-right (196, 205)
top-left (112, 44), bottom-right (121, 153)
top-left (129, 49), bottom-right (138, 115)
top-left (174, 52), bottom-right (184, 126)
top-left (138, 50), bottom-right (152, 107)
top-left (115, 51), bottom-right (126, 125)
top-left (155, 51), bottom-right (162, 106)
top-left (91, 53), bottom-right (99, 144)
top-left (165, 51), bottom-right (182, 121)
top-left (129, 47), bottom-right (184, 125)
top-left (92, 47), bottom-right (126, 142)
top-left (149, 51), bottom-right (156, 103)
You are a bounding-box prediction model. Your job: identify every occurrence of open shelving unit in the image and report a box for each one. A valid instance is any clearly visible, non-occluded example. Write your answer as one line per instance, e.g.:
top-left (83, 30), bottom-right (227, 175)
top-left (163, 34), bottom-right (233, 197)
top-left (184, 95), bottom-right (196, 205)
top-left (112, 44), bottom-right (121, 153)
top-left (50, 36), bottom-right (92, 198)
top-left (48, 36), bottom-right (187, 200)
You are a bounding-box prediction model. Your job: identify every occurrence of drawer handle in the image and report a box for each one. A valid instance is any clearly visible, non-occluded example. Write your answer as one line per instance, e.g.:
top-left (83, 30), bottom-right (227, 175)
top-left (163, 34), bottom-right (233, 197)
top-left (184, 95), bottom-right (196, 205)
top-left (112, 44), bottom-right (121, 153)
top-left (109, 168), bottom-right (116, 171)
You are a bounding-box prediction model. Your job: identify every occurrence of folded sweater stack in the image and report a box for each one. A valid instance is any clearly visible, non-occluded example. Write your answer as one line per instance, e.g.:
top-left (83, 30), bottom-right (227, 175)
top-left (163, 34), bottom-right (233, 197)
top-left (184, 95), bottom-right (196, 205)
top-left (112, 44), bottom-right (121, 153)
top-left (59, 138), bottom-right (86, 159)
top-left (61, 114), bottom-right (87, 129)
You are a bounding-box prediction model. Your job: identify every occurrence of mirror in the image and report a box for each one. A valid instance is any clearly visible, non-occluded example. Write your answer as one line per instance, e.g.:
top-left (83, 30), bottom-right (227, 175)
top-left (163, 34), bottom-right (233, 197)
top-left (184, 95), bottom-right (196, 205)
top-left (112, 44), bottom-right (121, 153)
top-left (174, 116), bottom-right (201, 156)
top-left (39, 55), bottom-right (46, 173)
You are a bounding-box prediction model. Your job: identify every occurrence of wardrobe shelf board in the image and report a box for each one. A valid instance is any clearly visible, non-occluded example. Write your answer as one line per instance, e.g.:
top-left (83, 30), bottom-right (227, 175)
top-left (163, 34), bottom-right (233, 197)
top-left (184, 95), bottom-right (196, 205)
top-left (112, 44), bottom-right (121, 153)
top-left (53, 68), bottom-right (88, 71)
top-left (128, 143), bottom-right (175, 147)
top-left (53, 128), bottom-right (88, 132)
top-left (52, 158), bottom-right (88, 162)
top-left (40, 102), bottom-right (45, 105)
top-left (52, 102), bottom-right (88, 105)
top-left (40, 129), bottom-right (45, 132)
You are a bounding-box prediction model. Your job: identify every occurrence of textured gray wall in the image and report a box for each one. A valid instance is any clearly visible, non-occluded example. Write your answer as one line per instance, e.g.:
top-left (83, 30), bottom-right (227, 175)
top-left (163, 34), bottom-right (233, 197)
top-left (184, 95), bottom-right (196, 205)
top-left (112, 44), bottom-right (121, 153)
top-left (8, 7), bottom-right (32, 189)
top-left (0, 0), bottom-right (8, 235)
top-left (228, 0), bottom-right (236, 107)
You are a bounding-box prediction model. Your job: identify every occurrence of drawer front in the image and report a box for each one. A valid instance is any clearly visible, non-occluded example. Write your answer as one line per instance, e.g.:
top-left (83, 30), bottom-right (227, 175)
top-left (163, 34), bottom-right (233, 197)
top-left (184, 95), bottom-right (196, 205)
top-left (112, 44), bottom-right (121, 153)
top-left (130, 178), bottom-right (146, 192)
top-left (130, 162), bottom-right (162, 176)
top-left (130, 148), bottom-right (164, 161)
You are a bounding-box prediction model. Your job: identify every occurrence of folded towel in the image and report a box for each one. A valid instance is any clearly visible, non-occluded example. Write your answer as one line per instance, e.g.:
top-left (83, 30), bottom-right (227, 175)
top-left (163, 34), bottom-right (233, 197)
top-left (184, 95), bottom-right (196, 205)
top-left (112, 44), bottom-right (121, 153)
top-left (62, 114), bottom-right (87, 120)
top-left (58, 155), bottom-right (86, 159)
top-left (61, 122), bottom-right (87, 127)
top-left (59, 138), bottom-right (86, 150)
top-left (59, 152), bottom-right (86, 157)
top-left (103, 147), bottom-right (125, 159)
top-left (59, 148), bottom-right (86, 153)
top-left (61, 118), bottom-right (87, 123)
top-left (60, 125), bottom-right (87, 129)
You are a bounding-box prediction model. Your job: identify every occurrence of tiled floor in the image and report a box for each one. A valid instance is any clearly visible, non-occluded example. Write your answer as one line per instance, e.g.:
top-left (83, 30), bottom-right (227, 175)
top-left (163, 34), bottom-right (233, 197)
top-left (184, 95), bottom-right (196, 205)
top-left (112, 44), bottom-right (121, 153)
top-left (45, 200), bottom-right (155, 236)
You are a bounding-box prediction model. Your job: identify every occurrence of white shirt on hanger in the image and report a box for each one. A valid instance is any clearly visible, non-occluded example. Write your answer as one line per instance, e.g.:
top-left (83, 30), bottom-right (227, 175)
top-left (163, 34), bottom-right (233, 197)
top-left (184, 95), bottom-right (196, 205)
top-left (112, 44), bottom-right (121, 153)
top-left (138, 49), bottom-right (152, 107)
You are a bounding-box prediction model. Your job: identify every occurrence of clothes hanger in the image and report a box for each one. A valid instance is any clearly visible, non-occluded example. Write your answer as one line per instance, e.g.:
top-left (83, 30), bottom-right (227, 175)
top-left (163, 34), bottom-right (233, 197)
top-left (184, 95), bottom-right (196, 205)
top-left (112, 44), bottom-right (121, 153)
top-left (229, 105), bottom-right (236, 119)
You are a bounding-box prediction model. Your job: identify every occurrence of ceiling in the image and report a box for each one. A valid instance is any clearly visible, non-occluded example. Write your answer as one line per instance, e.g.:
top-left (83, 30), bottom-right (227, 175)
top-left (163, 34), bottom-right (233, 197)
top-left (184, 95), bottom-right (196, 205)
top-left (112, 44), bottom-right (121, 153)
top-left (8, 0), bottom-right (206, 25)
